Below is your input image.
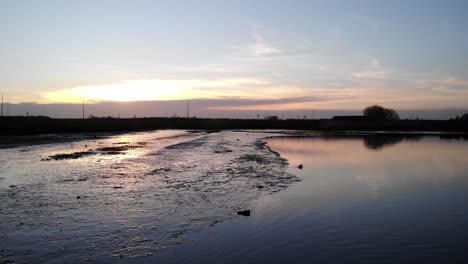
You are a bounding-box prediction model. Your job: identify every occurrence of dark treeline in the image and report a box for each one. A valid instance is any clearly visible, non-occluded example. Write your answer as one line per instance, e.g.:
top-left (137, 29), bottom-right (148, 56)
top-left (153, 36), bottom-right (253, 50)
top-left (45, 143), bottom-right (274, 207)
top-left (1, 116), bottom-right (468, 135)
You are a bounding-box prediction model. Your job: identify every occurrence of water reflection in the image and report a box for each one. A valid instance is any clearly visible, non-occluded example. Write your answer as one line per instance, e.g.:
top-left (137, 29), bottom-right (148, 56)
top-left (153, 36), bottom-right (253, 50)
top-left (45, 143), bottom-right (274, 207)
top-left (363, 134), bottom-right (421, 150)
top-left (152, 135), bottom-right (468, 263)
top-left (273, 133), bottom-right (467, 150)
top-left (261, 135), bottom-right (468, 263)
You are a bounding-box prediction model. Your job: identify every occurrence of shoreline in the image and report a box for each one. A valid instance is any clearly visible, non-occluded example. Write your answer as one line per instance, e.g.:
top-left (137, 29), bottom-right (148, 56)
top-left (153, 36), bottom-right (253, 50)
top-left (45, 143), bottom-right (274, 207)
top-left (2, 129), bottom-right (467, 149)
top-left (0, 131), bottom-right (298, 262)
top-left (1, 116), bottom-right (468, 136)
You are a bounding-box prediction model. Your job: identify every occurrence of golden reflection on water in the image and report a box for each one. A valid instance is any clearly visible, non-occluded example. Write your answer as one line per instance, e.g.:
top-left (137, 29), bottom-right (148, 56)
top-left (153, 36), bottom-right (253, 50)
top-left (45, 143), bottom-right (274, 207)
top-left (268, 137), bottom-right (468, 176)
top-left (265, 136), bottom-right (468, 203)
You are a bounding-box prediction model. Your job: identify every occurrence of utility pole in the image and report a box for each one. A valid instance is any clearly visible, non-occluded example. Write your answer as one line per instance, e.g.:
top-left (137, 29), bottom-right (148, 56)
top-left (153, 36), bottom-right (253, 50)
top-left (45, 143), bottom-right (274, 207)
top-left (1, 92), bottom-right (3, 117)
top-left (186, 99), bottom-right (189, 118)
top-left (82, 99), bottom-right (85, 119)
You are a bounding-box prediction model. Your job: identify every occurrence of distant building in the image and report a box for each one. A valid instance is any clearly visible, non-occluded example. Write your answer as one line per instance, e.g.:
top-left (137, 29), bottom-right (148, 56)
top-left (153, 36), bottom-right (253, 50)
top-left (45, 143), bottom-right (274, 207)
top-left (332, 115), bottom-right (368, 121)
top-left (264, 115), bottom-right (279, 120)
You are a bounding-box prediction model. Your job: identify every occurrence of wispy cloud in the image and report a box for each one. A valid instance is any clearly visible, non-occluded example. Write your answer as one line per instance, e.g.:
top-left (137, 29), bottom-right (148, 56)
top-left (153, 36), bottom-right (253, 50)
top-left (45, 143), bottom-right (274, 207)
top-left (205, 96), bottom-right (335, 108)
top-left (371, 57), bottom-right (380, 67)
top-left (233, 25), bottom-right (281, 57)
top-left (352, 70), bottom-right (388, 79)
top-left (415, 77), bottom-right (468, 87)
top-left (414, 77), bottom-right (468, 95)
top-left (352, 56), bottom-right (389, 79)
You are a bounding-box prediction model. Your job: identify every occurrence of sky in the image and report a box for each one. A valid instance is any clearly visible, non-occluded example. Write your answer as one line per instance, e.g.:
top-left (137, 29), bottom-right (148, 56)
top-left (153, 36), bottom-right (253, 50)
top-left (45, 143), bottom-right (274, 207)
top-left (1, 0), bottom-right (468, 118)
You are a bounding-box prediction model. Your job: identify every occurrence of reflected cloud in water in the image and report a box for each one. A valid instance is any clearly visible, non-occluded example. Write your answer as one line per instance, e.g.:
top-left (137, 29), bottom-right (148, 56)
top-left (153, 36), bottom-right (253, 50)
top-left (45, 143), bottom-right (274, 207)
top-left (266, 134), bottom-right (468, 191)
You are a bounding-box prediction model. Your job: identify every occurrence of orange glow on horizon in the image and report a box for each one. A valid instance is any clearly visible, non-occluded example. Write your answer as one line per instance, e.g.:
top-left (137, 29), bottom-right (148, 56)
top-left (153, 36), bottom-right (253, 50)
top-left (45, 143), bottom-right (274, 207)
top-left (38, 78), bottom-right (468, 111)
top-left (41, 78), bottom-right (302, 104)
top-left (43, 80), bottom-right (185, 103)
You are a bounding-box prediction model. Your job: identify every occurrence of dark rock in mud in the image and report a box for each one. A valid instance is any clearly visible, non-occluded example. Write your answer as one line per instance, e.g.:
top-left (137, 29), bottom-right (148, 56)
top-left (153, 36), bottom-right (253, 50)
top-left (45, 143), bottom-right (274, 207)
top-left (226, 166), bottom-right (255, 174)
top-left (146, 168), bottom-right (172, 175)
top-left (45, 150), bottom-right (96, 161)
top-left (165, 139), bottom-right (205, 149)
top-left (207, 130), bottom-right (221, 134)
top-left (95, 145), bottom-right (143, 155)
top-left (61, 178), bottom-right (75, 182)
top-left (238, 154), bottom-right (266, 163)
top-left (214, 148), bottom-right (233, 154)
top-left (100, 151), bottom-right (125, 155)
top-left (113, 142), bottom-right (130, 145)
top-left (298, 164), bottom-right (303, 169)
top-left (254, 141), bottom-right (267, 149)
top-left (113, 186), bottom-right (123, 189)
top-left (97, 145), bottom-right (142, 152)
top-left (210, 220), bottom-right (221, 227)
top-left (237, 210), bottom-right (251, 216)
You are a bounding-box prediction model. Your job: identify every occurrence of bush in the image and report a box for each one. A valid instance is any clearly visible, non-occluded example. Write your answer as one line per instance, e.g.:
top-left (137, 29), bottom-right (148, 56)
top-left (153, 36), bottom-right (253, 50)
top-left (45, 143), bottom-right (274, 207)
top-left (364, 105), bottom-right (400, 121)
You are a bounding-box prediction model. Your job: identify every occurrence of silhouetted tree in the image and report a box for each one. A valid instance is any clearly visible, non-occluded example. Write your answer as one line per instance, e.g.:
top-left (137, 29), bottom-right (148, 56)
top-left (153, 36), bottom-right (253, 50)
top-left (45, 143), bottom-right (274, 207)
top-left (264, 115), bottom-right (279, 120)
top-left (363, 105), bottom-right (400, 121)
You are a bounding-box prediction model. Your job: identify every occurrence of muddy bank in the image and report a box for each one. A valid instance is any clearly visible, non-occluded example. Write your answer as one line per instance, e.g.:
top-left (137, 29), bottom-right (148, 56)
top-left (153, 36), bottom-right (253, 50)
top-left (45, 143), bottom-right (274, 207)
top-left (0, 133), bottom-right (110, 149)
top-left (0, 130), bottom-right (299, 263)
top-left (42, 145), bottom-right (145, 161)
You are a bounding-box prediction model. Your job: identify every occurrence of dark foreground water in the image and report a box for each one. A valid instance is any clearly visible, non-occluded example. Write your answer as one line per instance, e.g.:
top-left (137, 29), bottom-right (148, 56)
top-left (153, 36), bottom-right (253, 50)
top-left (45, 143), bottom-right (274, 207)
top-left (152, 135), bottom-right (468, 264)
top-left (1, 132), bottom-right (468, 263)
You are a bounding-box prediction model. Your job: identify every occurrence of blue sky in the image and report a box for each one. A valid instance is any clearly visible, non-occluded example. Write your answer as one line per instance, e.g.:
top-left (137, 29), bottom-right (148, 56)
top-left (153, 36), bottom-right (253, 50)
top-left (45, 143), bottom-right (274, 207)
top-left (1, 0), bottom-right (467, 116)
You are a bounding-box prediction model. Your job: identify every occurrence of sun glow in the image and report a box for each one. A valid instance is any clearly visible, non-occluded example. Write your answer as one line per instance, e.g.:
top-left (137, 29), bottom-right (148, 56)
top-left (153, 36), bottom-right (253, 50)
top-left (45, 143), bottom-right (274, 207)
top-left (44, 80), bottom-right (185, 103)
top-left (42, 78), bottom-right (282, 103)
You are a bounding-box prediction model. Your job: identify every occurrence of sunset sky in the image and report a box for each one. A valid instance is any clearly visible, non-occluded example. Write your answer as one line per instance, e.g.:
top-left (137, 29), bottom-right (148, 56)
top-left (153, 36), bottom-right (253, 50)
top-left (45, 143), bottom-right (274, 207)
top-left (1, 0), bottom-right (467, 118)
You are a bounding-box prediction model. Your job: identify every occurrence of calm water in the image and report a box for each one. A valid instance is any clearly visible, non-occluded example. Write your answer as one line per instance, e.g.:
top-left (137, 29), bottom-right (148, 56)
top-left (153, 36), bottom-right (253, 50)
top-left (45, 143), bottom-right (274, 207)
top-left (152, 135), bottom-right (468, 263)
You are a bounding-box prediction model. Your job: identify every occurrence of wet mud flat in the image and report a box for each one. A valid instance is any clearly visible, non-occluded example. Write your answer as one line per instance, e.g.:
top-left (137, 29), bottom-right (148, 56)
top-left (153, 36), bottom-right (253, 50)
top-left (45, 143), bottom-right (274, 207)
top-left (0, 130), bottom-right (299, 263)
top-left (0, 133), bottom-right (111, 150)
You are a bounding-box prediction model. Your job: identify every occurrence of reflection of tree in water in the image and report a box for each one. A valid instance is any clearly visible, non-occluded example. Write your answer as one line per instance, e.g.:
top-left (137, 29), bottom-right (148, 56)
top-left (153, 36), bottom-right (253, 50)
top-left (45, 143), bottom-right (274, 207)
top-left (363, 135), bottom-right (422, 150)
